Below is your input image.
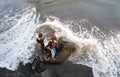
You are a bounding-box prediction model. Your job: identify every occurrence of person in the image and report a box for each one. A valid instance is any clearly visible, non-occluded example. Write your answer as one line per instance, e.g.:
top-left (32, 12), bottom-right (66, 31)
top-left (46, 37), bottom-right (58, 60)
top-left (36, 33), bottom-right (45, 55)
top-left (36, 33), bottom-right (45, 53)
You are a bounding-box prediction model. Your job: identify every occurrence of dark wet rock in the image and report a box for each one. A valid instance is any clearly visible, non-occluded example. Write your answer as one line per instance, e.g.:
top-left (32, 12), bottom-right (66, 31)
top-left (34, 24), bottom-right (76, 72)
top-left (36, 25), bottom-right (55, 38)
top-left (0, 61), bottom-right (93, 77)
top-left (30, 25), bottom-right (94, 77)
top-left (34, 37), bottom-right (76, 64)
top-left (35, 25), bottom-right (76, 64)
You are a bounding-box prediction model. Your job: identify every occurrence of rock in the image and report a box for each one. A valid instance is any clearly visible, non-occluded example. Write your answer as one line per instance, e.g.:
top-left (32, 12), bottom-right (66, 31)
top-left (0, 61), bottom-right (94, 77)
top-left (35, 25), bottom-right (76, 64)
top-left (36, 25), bottom-right (55, 38)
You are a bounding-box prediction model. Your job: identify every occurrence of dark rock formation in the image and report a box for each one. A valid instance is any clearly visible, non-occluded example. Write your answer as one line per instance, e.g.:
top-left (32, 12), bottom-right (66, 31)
top-left (0, 61), bottom-right (94, 77)
top-left (35, 25), bottom-right (76, 64)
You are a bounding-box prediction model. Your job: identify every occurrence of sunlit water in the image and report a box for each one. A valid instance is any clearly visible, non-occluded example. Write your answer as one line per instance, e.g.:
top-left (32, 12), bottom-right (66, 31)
top-left (0, 0), bottom-right (120, 77)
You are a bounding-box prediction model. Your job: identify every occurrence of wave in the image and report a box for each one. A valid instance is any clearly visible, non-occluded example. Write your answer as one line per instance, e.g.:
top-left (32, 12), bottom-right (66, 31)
top-left (63, 20), bottom-right (120, 77)
top-left (0, 5), bottom-right (38, 70)
top-left (35, 16), bottom-right (120, 77)
top-left (0, 4), bottom-right (120, 77)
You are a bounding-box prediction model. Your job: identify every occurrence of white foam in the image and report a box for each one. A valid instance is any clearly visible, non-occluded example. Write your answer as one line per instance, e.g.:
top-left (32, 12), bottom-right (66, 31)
top-left (42, 18), bottom-right (120, 77)
top-left (0, 4), bottom-right (120, 77)
top-left (63, 20), bottom-right (120, 77)
top-left (0, 5), bottom-right (39, 70)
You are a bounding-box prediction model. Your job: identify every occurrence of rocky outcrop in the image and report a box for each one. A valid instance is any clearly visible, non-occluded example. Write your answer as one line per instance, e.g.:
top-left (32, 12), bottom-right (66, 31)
top-left (0, 61), bottom-right (93, 77)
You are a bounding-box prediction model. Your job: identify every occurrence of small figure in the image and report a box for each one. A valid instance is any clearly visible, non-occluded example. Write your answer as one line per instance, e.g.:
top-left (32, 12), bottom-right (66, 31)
top-left (36, 33), bottom-right (45, 53)
top-left (36, 33), bottom-right (45, 61)
top-left (46, 37), bottom-right (58, 60)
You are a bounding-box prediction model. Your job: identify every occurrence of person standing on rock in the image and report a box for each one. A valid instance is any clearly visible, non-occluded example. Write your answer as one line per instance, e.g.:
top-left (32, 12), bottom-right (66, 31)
top-left (46, 37), bottom-right (58, 60)
top-left (36, 33), bottom-right (45, 53)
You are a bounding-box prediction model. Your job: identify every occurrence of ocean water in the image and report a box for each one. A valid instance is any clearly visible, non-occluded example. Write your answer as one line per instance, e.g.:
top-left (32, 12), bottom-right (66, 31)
top-left (0, 0), bottom-right (120, 77)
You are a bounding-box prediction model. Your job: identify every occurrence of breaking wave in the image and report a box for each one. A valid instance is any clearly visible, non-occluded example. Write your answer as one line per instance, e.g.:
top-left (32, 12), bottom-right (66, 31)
top-left (0, 5), bottom-right (38, 70)
top-left (0, 3), bottom-right (120, 77)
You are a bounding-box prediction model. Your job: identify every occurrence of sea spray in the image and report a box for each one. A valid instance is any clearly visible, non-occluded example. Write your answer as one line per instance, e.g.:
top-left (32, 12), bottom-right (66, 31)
top-left (62, 20), bottom-right (120, 77)
top-left (0, 5), bottom-right (38, 70)
top-left (43, 18), bottom-right (120, 77)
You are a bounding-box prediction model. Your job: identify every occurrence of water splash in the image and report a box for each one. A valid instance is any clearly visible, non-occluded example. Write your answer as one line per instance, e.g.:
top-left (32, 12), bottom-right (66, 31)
top-left (63, 20), bottom-right (120, 77)
top-left (40, 17), bottom-right (120, 77)
top-left (27, 16), bottom-right (120, 77)
top-left (0, 5), bottom-right (38, 70)
top-left (0, 3), bottom-right (119, 77)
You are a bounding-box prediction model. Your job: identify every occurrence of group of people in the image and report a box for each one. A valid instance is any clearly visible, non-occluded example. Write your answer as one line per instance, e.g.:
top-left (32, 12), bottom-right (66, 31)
top-left (36, 33), bottom-right (58, 61)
